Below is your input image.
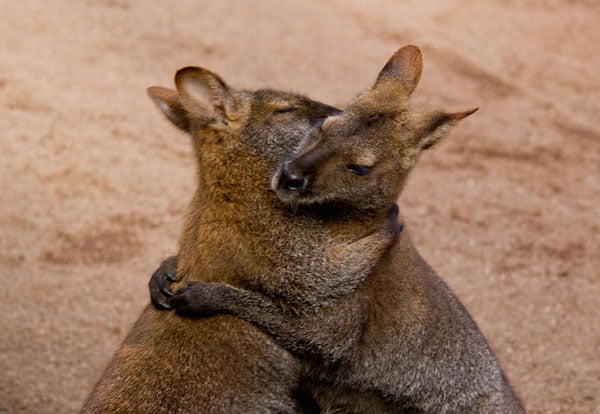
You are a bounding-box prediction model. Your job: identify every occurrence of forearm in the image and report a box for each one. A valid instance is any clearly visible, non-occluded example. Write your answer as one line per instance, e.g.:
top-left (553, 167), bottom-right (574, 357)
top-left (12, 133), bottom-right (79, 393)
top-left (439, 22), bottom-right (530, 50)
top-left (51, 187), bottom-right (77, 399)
top-left (173, 281), bottom-right (364, 361)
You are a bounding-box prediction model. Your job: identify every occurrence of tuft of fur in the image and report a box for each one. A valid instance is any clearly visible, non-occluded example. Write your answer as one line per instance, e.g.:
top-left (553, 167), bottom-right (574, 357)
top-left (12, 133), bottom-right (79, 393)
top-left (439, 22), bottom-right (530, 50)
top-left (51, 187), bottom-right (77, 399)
top-left (162, 46), bottom-right (524, 412)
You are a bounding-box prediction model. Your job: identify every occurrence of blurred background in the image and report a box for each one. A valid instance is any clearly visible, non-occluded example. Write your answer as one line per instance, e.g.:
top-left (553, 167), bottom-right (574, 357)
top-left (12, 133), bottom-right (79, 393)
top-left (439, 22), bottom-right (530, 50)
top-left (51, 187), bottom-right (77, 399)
top-left (1, 1), bottom-right (598, 412)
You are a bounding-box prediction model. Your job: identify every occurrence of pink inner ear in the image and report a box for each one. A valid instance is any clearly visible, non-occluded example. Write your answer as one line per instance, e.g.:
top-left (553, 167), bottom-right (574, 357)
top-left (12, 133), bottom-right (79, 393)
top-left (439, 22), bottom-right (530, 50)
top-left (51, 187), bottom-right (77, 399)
top-left (174, 67), bottom-right (233, 121)
top-left (183, 77), bottom-right (220, 118)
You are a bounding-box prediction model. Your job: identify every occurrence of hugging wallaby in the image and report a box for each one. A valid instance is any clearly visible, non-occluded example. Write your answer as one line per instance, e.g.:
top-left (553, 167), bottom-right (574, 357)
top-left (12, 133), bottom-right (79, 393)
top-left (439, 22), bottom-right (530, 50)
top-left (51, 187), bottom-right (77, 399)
top-left (153, 46), bottom-right (524, 413)
top-left (82, 69), bottom-right (341, 412)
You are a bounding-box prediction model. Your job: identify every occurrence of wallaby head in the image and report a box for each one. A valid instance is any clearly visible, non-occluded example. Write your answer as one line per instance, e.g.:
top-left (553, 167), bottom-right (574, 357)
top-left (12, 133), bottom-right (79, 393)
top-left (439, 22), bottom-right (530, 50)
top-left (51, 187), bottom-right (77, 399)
top-left (273, 45), bottom-right (477, 211)
top-left (147, 67), bottom-right (341, 283)
top-left (148, 67), bottom-right (339, 206)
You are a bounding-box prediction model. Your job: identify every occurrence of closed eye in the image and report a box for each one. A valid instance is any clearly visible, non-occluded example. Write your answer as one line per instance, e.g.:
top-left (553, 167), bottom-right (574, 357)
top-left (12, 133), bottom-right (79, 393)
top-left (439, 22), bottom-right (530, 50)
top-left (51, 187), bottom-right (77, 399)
top-left (346, 164), bottom-right (372, 176)
top-left (273, 107), bottom-right (299, 115)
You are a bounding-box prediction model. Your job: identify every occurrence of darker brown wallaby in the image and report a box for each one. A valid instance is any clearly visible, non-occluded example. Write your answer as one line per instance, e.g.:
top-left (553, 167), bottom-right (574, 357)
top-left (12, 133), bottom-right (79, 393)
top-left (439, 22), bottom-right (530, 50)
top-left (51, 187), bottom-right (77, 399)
top-left (158, 46), bottom-right (525, 413)
top-left (81, 68), bottom-right (342, 413)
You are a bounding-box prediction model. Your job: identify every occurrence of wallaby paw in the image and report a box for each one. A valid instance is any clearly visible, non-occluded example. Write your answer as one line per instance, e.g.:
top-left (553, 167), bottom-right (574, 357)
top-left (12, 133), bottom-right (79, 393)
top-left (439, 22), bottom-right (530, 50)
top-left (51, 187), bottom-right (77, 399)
top-left (171, 282), bottom-right (226, 318)
top-left (149, 256), bottom-right (179, 310)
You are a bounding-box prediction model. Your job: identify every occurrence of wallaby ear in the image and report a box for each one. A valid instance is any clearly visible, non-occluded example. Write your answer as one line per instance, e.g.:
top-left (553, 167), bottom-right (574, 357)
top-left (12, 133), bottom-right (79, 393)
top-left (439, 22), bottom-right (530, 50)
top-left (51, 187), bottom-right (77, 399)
top-left (417, 107), bottom-right (478, 150)
top-left (375, 45), bottom-right (423, 96)
top-left (147, 86), bottom-right (191, 132)
top-left (174, 67), bottom-right (235, 125)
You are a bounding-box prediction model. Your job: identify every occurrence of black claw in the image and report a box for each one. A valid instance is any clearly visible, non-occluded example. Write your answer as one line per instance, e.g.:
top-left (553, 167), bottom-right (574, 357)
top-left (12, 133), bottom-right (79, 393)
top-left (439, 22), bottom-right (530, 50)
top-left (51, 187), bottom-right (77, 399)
top-left (150, 282), bottom-right (174, 310)
top-left (153, 297), bottom-right (173, 311)
top-left (158, 278), bottom-right (175, 297)
top-left (149, 255), bottom-right (179, 311)
top-left (160, 286), bottom-right (175, 298)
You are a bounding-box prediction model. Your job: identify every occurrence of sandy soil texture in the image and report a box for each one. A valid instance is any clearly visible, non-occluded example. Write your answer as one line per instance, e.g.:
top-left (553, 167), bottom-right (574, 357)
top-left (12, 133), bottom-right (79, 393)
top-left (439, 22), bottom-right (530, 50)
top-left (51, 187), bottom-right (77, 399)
top-left (1, 1), bottom-right (598, 413)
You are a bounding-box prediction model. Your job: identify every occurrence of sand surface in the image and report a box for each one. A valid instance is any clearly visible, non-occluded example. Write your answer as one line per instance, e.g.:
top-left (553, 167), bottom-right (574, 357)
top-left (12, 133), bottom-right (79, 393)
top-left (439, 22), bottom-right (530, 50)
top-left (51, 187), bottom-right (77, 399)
top-left (1, 1), bottom-right (599, 412)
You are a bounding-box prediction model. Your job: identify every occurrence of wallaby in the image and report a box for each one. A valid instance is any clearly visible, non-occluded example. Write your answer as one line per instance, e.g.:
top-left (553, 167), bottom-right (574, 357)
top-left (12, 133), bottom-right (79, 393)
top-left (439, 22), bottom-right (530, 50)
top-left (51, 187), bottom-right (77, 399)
top-left (153, 45), bottom-right (525, 413)
top-left (82, 67), bottom-right (342, 413)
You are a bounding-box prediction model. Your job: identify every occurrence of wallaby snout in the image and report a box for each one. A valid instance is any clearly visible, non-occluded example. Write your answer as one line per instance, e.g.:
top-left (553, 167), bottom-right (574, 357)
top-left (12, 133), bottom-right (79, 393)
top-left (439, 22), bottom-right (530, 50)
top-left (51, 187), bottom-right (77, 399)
top-left (277, 160), bottom-right (307, 192)
top-left (272, 128), bottom-right (334, 203)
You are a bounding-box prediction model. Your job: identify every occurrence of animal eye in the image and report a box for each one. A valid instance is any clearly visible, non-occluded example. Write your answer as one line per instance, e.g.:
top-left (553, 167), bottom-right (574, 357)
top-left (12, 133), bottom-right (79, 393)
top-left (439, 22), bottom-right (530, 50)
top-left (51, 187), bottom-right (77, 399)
top-left (346, 164), bottom-right (372, 176)
top-left (366, 113), bottom-right (384, 126)
top-left (273, 107), bottom-right (299, 115)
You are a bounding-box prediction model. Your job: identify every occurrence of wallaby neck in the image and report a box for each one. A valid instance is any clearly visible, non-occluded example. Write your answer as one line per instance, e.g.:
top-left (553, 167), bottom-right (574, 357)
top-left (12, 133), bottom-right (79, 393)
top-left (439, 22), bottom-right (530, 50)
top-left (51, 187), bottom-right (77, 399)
top-left (176, 183), bottom-right (394, 287)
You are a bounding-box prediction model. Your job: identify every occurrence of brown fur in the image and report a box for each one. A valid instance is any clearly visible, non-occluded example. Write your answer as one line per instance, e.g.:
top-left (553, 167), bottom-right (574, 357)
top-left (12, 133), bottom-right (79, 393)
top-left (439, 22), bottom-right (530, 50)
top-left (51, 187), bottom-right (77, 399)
top-left (81, 68), bottom-right (342, 413)
top-left (162, 46), bottom-right (525, 412)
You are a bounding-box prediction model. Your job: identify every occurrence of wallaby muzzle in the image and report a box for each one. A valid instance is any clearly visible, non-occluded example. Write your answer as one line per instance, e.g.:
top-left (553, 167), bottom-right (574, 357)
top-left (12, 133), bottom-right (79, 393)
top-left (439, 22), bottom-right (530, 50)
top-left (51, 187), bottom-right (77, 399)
top-left (275, 160), bottom-right (307, 192)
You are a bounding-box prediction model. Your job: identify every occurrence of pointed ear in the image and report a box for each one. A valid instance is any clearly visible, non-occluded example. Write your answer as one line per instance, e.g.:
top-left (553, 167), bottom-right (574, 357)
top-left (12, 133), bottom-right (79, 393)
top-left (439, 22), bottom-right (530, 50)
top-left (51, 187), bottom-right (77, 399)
top-left (417, 107), bottom-right (478, 150)
top-left (147, 86), bottom-right (191, 132)
top-left (174, 67), bottom-right (235, 125)
top-left (374, 45), bottom-right (423, 96)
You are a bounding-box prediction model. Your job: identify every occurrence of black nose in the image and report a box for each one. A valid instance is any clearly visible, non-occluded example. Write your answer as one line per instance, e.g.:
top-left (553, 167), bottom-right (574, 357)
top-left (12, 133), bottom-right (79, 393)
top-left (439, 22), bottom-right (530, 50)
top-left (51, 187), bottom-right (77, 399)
top-left (278, 161), bottom-right (305, 191)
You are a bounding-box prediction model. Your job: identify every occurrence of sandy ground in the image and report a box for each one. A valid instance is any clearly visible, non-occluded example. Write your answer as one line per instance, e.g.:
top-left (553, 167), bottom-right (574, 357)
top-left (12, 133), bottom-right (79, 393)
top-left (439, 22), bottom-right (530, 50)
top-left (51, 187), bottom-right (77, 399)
top-left (1, 1), bottom-right (599, 413)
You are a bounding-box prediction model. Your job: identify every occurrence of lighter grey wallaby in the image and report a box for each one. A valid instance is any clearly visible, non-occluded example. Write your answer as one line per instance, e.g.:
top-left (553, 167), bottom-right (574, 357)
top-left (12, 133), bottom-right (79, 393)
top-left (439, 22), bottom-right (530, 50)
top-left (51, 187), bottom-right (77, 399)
top-left (156, 45), bottom-right (525, 413)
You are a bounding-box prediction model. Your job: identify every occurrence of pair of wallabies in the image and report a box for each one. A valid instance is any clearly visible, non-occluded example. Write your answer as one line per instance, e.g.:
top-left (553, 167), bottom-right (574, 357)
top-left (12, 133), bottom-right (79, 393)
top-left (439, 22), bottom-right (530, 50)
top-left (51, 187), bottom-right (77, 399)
top-left (83, 46), bottom-right (524, 413)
